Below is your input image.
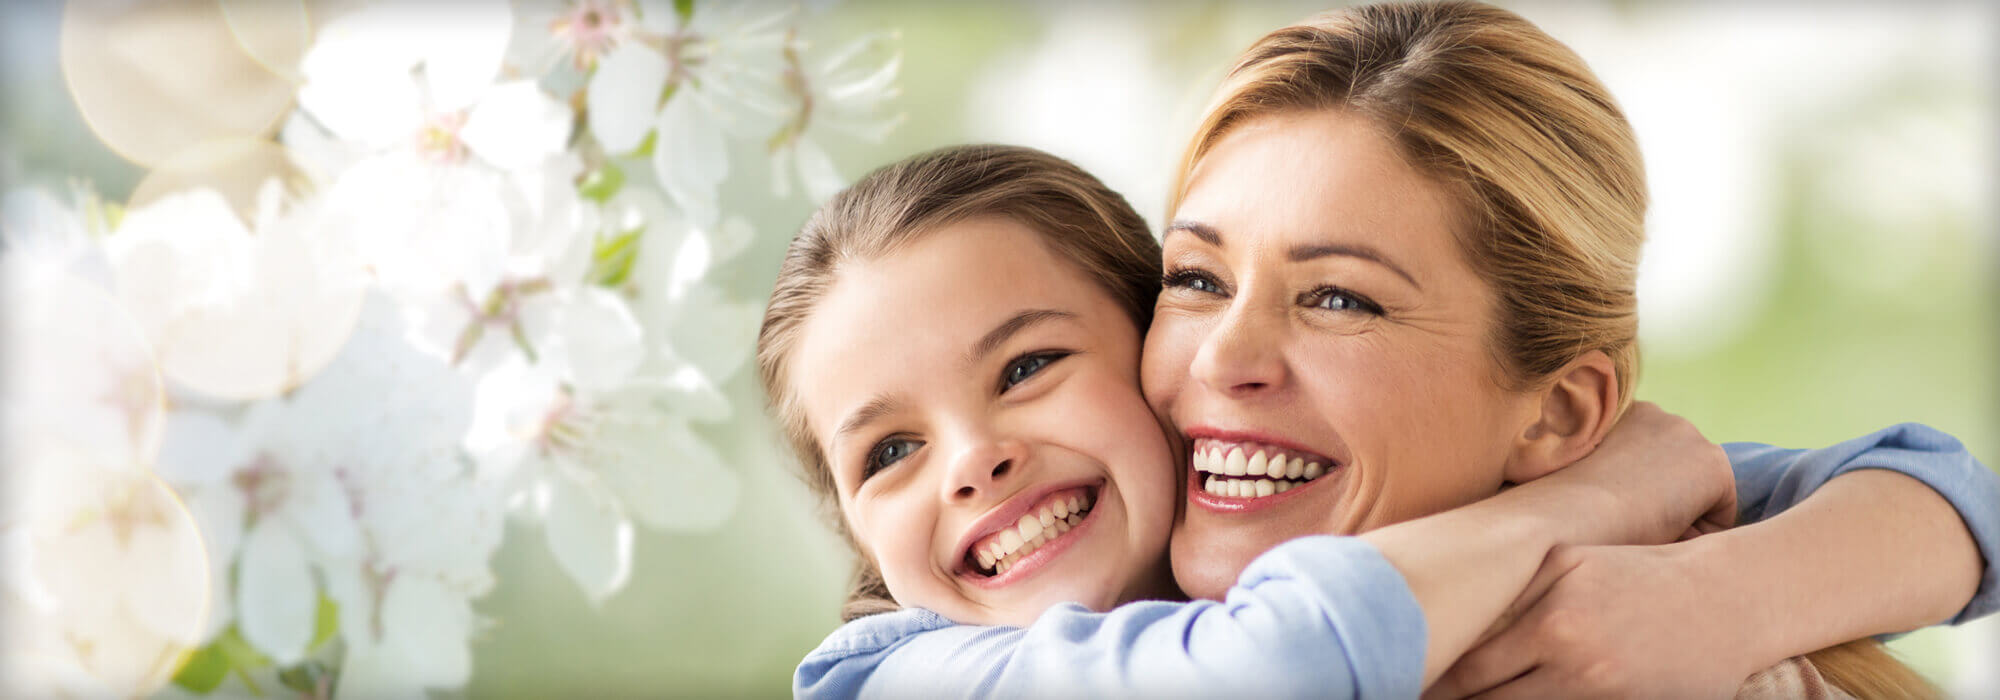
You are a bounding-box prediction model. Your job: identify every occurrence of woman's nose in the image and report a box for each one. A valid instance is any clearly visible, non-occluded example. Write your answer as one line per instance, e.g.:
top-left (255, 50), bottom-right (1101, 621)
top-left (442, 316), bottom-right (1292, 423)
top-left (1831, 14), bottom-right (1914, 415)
top-left (942, 434), bottom-right (1025, 503)
top-left (1189, 301), bottom-right (1289, 398)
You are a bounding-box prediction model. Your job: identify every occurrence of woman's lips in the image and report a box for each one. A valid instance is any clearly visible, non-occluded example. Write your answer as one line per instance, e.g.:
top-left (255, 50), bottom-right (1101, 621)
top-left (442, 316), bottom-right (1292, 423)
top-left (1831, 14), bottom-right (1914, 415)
top-left (1181, 432), bottom-right (1342, 514)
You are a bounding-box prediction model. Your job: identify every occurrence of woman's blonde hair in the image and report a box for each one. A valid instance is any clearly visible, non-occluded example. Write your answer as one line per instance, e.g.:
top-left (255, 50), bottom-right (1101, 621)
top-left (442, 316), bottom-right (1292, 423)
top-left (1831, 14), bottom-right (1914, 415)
top-left (1174, 0), bottom-right (1644, 409)
top-left (757, 144), bottom-right (1161, 621)
top-left (1174, 1), bottom-right (1931, 693)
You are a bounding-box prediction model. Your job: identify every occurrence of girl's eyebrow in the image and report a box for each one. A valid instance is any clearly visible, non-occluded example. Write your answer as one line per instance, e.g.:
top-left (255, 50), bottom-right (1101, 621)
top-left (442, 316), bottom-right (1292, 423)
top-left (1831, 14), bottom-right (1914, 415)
top-left (834, 309), bottom-right (1075, 444)
top-left (964, 308), bottom-right (1076, 368)
top-left (835, 394), bottom-right (900, 443)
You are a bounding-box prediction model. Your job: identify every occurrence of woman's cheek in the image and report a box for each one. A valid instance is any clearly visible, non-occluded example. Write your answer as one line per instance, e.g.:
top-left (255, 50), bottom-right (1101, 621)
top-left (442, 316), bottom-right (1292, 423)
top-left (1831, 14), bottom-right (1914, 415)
top-left (1139, 315), bottom-right (1198, 408)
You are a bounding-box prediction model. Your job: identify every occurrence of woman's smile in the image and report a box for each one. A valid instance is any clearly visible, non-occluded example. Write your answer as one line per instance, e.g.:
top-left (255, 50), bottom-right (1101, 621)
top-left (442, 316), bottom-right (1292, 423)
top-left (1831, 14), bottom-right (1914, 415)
top-left (1181, 427), bottom-right (1346, 513)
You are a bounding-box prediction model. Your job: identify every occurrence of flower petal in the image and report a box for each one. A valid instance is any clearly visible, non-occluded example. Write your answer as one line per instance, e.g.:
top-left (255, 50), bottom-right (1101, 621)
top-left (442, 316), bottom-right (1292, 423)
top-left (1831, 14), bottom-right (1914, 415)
top-left (461, 81), bottom-right (571, 171)
top-left (791, 138), bottom-right (846, 203)
top-left (660, 283), bottom-right (757, 383)
top-left (378, 576), bottom-right (473, 688)
top-left (414, 4), bottom-right (514, 113)
top-left (544, 476), bottom-right (632, 605)
top-left (234, 521), bottom-right (314, 664)
top-left (586, 44), bottom-right (670, 154)
top-left (597, 415), bottom-right (738, 532)
top-left (554, 287), bottom-right (644, 393)
top-left (652, 93), bottom-right (730, 228)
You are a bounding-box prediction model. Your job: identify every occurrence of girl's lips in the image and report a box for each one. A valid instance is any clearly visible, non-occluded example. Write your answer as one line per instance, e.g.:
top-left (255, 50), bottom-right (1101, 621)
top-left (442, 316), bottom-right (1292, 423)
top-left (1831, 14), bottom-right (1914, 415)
top-left (958, 499), bottom-right (1100, 589)
top-left (950, 479), bottom-right (1101, 576)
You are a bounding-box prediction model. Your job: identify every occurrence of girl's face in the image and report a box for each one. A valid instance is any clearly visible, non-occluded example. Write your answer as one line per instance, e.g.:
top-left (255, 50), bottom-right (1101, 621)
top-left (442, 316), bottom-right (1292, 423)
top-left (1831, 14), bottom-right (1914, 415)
top-left (792, 216), bottom-right (1179, 627)
top-left (1141, 109), bottom-right (1543, 600)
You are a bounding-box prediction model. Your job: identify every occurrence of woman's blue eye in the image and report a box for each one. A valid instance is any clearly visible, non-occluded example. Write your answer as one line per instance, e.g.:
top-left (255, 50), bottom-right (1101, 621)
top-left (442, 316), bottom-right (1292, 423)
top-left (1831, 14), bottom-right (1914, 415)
top-left (866, 437), bottom-right (921, 477)
top-left (1308, 286), bottom-right (1383, 314)
top-left (1164, 270), bottom-right (1222, 295)
top-left (1001, 352), bottom-right (1065, 391)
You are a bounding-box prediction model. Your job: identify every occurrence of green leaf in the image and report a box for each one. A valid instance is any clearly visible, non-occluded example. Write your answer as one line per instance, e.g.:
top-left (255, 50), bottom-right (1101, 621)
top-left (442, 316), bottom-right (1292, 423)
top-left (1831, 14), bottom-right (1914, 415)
top-left (171, 641), bottom-right (231, 693)
top-left (632, 130), bottom-right (659, 159)
top-left (309, 594), bottom-right (339, 652)
top-left (588, 226), bottom-right (646, 288)
top-left (578, 161), bottom-right (626, 203)
top-left (217, 625), bottom-right (273, 671)
top-left (674, 0), bottom-right (694, 25)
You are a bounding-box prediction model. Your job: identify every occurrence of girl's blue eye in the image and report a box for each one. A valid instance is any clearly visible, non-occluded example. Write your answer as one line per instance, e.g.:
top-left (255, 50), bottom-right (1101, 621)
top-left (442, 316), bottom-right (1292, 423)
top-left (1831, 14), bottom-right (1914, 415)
top-left (1307, 286), bottom-right (1383, 315)
top-left (1002, 353), bottom-right (1066, 391)
top-left (865, 437), bottom-right (921, 478)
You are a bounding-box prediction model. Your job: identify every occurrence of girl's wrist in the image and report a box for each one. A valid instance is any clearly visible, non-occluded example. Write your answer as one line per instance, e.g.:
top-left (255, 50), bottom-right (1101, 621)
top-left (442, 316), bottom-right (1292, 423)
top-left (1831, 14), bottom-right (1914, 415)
top-left (1664, 532), bottom-right (1792, 668)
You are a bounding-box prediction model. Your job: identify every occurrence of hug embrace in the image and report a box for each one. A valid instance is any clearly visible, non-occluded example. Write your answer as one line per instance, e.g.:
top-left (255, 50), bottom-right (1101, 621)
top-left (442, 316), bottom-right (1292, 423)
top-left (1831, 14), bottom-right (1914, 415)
top-left (758, 2), bottom-right (2000, 698)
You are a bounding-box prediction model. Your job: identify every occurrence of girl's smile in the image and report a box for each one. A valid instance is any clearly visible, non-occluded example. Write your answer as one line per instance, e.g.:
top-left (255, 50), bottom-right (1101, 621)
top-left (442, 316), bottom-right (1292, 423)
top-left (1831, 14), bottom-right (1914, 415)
top-left (789, 214), bottom-right (1179, 626)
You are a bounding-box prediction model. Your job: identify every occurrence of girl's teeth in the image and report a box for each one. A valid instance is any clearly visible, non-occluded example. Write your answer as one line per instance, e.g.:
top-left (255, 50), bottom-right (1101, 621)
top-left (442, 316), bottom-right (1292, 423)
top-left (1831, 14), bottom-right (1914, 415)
top-left (1305, 462), bottom-right (1324, 479)
top-left (1286, 457), bottom-right (1304, 479)
top-left (1246, 451), bottom-right (1268, 477)
top-left (978, 490), bottom-right (1096, 575)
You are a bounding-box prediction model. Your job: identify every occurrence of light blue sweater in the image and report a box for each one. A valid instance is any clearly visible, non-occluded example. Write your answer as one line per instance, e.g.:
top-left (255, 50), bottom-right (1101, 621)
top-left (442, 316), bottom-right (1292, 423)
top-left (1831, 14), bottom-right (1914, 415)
top-left (796, 424), bottom-right (2000, 699)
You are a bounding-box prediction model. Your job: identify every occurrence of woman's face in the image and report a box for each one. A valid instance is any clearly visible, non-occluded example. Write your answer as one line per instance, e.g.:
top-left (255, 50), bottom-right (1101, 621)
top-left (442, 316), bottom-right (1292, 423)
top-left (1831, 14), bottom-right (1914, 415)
top-left (1141, 109), bottom-right (1544, 599)
top-left (792, 216), bottom-right (1178, 626)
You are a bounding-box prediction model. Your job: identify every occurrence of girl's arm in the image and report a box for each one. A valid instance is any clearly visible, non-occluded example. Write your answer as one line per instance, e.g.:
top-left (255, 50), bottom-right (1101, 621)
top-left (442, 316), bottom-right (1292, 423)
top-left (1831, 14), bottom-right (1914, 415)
top-left (1431, 423), bottom-right (1998, 698)
top-left (1726, 424), bottom-right (1997, 629)
top-left (796, 405), bottom-right (1731, 698)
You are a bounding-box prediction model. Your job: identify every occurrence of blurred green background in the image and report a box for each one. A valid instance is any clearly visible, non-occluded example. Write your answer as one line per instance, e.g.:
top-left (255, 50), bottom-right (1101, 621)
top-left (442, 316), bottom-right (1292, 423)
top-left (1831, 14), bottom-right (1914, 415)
top-left (5, 1), bottom-right (1993, 697)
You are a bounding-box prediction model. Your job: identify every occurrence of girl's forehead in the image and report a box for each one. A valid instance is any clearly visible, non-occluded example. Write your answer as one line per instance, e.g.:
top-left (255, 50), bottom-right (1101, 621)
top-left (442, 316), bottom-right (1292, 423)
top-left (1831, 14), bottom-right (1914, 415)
top-left (791, 219), bottom-right (1137, 440)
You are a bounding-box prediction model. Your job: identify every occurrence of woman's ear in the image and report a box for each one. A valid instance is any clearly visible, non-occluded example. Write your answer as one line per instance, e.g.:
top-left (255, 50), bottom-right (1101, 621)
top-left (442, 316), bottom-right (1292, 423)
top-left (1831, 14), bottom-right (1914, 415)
top-left (1503, 350), bottom-right (1619, 483)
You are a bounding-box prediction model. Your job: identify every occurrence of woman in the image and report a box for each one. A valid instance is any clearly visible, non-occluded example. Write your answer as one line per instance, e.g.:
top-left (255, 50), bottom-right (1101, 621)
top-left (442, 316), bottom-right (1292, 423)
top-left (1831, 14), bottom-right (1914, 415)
top-left (1143, 1), bottom-right (1993, 696)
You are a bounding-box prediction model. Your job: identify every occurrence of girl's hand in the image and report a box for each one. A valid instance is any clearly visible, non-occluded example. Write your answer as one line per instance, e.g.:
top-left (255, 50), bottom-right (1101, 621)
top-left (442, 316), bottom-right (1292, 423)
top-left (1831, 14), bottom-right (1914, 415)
top-left (1540, 402), bottom-right (1737, 548)
top-left (1423, 542), bottom-right (1759, 700)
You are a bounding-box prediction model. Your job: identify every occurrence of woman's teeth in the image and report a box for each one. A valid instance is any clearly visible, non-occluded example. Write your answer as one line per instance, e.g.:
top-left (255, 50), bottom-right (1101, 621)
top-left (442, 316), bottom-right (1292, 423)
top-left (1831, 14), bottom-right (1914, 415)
top-left (1194, 444), bottom-right (1329, 498)
top-left (973, 491), bottom-right (1093, 576)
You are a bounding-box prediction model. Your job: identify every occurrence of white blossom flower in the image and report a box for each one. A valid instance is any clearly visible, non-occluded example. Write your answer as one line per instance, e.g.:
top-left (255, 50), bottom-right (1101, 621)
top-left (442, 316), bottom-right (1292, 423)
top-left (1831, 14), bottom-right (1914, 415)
top-left (464, 284), bottom-right (739, 602)
top-left (584, 2), bottom-right (792, 227)
top-left (154, 298), bottom-right (493, 691)
top-left (2, 250), bottom-right (206, 697)
top-left (296, 2), bottom-right (577, 312)
top-left (104, 183), bottom-right (368, 401)
top-left (767, 29), bottom-right (903, 203)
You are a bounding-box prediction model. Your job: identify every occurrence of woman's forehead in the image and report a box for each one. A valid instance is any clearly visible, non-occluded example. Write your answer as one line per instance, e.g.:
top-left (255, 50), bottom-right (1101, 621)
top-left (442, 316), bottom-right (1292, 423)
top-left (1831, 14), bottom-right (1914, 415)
top-left (1173, 111), bottom-right (1466, 271)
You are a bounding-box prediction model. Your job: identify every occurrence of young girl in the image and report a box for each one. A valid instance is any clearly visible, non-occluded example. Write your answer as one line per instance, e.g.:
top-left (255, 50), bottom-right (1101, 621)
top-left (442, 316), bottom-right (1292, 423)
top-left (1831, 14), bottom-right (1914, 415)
top-left (759, 144), bottom-right (1998, 697)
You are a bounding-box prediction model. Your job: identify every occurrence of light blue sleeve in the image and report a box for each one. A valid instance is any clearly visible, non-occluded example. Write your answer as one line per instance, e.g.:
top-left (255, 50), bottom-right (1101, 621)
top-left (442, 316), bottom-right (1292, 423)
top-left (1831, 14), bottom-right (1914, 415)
top-left (794, 535), bottom-right (1426, 700)
top-left (1725, 423), bottom-right (2000, 624)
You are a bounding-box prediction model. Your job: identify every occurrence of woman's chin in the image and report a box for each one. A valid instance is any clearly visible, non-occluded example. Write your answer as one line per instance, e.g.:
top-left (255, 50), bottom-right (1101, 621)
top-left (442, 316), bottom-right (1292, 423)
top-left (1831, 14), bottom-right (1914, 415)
top-left (1168, 521), bottom-right (1274, 601)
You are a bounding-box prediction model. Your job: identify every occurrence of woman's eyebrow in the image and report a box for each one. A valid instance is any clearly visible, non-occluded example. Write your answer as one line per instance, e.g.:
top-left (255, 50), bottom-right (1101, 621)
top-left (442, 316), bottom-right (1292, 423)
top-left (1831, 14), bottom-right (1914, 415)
top-left (1286, 243), bottom-right (1420, 290)
top-left (1168, 218), bottom-right (1420, 290)
top-left (967, 309), bottom-right (1076, 367)
top-left (1164, 219), bottom-right (1223, 247)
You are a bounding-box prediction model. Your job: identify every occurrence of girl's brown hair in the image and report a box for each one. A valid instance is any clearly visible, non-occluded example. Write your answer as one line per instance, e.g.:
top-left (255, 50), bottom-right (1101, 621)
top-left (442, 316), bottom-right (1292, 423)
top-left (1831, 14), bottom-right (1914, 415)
top-left (757, 144), bottom-right (1161, 620)
top-left (1177, 1), bottom-right (1931, 693)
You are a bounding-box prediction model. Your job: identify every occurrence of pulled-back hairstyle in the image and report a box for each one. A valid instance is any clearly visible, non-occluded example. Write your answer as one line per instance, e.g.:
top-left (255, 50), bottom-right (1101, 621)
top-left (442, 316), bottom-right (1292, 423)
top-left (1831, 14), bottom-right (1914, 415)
top-left (758, 144), bottom-right (1160, 620)
top-left (1175, 0), bottom-right (1645, 408)
top-left (1174, 1), bottom-right (1930, 694)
